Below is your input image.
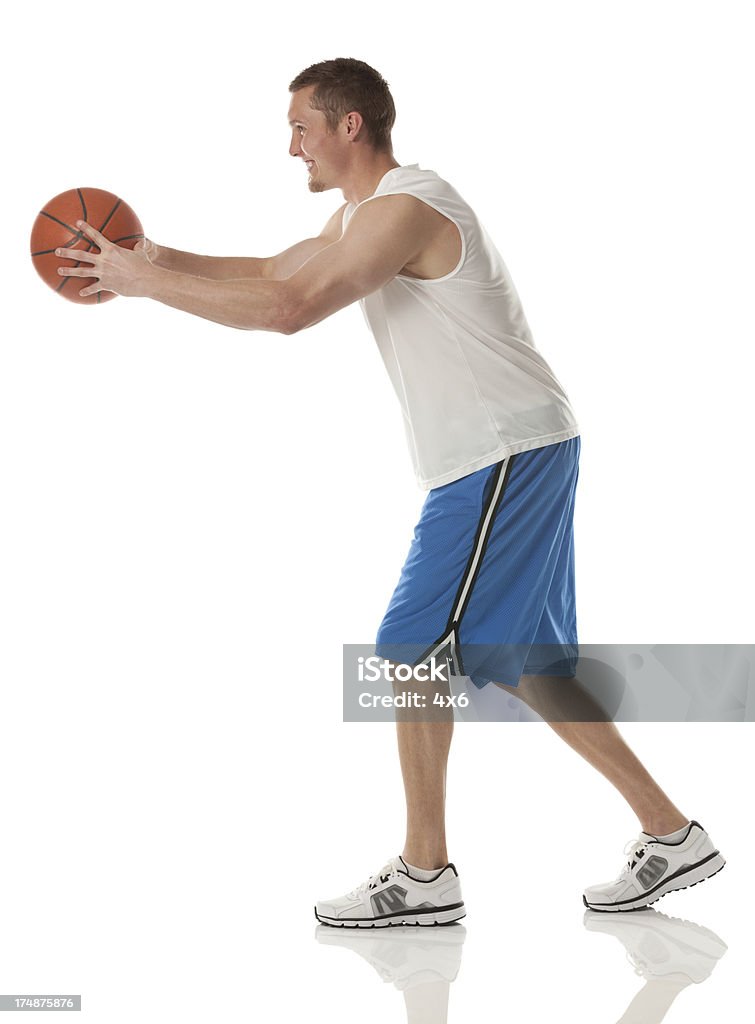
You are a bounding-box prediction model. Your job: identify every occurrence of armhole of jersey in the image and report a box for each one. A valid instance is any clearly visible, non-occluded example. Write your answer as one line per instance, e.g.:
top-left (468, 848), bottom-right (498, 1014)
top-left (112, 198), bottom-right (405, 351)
top-left (341, 203), bottom-right (354, 235)
top-left (347, 191), bottom-right (467, 284)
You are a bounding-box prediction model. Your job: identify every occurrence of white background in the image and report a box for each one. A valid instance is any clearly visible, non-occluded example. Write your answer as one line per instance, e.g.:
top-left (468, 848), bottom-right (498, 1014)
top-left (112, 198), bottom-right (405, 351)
top-left (2, 1), bottom-right (753, 1020)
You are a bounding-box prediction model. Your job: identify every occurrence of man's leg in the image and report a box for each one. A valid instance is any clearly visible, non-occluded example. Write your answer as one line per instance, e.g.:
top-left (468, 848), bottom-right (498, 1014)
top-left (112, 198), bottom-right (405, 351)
top-left (496, 674), bottom-right (688, 836)
top-left (313, 657), bottom-right (464, 928)
top-left (393, 661), bottom-right (454, 870)
top-left (396, 712), bottom-right (453, 870)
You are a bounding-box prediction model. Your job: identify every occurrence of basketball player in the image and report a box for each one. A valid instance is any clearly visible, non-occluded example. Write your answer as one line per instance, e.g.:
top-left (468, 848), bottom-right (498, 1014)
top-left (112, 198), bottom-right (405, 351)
top-left (56, 58), bottom-right (726, 924)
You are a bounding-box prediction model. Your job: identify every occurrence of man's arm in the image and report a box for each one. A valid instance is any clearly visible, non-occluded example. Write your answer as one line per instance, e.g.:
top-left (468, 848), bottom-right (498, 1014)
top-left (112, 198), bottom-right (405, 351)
top-left (148, 203), bottom-right (349, 281)
top-left (58, 194), bottom-right (440, 333)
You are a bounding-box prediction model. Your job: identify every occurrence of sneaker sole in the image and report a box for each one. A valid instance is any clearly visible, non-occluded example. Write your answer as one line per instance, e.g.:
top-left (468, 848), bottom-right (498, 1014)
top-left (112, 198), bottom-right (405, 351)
top-left (314, 903), bottom-right (466, 928)
top-left (583, 852), bottom-right (726, 913)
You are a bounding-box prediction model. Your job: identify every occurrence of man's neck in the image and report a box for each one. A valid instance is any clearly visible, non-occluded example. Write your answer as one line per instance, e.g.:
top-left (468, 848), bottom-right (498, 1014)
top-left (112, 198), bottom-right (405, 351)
top-left (342, 155), bottom-right (402, 205)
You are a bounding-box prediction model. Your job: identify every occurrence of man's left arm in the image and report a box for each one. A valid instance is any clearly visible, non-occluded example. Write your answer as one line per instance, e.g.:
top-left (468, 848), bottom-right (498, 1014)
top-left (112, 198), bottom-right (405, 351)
top-left (55, 195), bottom-right (434, 334)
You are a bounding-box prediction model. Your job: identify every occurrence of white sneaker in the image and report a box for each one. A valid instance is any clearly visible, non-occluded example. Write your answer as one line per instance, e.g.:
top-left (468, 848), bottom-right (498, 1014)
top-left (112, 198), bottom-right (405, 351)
top-left (315, 856), bottom-right (466, 928)
top-left (583, 820), bottom-right (726, 912)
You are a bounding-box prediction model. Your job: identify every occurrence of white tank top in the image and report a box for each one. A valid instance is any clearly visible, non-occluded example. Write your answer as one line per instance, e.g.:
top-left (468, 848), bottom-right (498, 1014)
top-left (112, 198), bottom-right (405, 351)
top-left (342, 164), bottom-right (580, 490)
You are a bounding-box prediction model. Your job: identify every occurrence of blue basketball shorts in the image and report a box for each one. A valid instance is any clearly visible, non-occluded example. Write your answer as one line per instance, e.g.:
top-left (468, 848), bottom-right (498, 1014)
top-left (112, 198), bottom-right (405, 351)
top-left (375, 436), bottom-right (581, 689)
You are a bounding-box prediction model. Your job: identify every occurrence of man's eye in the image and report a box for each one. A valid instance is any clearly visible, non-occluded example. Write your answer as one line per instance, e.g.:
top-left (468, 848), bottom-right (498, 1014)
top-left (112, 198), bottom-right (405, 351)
top-left (297, 126), bottom-right (305, 134)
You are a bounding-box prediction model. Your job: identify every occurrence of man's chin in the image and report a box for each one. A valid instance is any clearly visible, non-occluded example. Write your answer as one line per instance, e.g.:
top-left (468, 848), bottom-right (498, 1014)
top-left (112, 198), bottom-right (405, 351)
top-left (307, 177), bottom-right (331, 194)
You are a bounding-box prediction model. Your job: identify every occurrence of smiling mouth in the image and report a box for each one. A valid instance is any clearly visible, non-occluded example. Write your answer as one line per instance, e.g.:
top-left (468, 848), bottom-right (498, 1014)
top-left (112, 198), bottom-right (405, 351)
top-left (304, 160), bottom-right (314, 172)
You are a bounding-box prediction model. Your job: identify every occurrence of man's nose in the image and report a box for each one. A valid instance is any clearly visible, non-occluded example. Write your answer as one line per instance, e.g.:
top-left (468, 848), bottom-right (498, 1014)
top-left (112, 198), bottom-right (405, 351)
top-left (289, 133), bottom-right (301, 158)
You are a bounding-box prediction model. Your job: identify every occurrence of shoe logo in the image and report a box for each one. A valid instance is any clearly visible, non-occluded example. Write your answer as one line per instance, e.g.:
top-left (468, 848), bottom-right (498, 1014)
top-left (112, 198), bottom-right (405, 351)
top-left (371, 884), bottom-right (410, 915)
top-left (637, 855), bottom-right (668, 890)
top-left (370, 884), bottom-right (435, 916)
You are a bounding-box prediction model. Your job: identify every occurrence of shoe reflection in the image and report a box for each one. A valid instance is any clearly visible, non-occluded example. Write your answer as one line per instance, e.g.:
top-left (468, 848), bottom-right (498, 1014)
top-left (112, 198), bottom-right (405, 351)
top-left (315, 922), bottom-right (466, 1022)
top-left (583, 907), bottom-right (727, 1021)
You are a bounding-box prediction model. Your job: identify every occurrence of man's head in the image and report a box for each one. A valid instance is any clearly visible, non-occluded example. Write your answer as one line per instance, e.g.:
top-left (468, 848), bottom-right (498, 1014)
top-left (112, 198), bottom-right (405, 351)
top-left (287, 58), bottom-right (396, 193)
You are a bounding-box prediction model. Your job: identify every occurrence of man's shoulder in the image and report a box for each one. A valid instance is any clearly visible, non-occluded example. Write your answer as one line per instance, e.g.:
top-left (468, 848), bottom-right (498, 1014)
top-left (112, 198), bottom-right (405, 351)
top-left (376, 165), bottom-right (471, 211)
top-left (348, 193), bottom-right (445, 236)
top-left (320, 202), bottom-right (351, 242)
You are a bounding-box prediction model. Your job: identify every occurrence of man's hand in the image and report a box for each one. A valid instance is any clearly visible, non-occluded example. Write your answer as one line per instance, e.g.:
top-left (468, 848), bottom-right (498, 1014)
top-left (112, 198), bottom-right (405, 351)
top-left (48, 194), bottom-right (455, 332)
top-left (56, 220), bottom-right (157, 298)
top-left (134, 237), bottom-right (161, 264)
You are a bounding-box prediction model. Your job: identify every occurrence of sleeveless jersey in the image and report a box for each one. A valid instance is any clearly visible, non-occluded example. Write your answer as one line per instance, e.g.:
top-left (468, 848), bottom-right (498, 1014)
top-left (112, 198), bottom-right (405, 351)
top-left (342, 164), bottom-right (580, 490)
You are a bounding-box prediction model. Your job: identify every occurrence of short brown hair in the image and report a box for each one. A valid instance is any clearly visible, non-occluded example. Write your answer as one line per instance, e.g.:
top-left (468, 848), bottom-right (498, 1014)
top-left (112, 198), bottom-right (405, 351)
top-left (289, 58), bottom-right (396, 152)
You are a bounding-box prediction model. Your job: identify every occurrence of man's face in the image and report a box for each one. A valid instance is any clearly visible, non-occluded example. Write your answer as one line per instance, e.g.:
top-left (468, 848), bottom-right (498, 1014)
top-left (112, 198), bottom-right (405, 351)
top-left (287, 85), bottom-right (343, 193)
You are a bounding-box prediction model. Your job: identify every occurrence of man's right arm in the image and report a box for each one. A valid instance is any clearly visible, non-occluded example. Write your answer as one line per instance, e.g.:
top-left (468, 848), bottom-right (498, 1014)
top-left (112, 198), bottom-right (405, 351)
top-left (146, 203), bottom-right (348, 281)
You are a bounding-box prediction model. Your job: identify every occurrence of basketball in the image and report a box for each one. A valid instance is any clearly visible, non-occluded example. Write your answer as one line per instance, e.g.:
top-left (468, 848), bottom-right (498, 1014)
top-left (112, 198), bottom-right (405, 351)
top-left (30, 188), bottom-right (144, 305)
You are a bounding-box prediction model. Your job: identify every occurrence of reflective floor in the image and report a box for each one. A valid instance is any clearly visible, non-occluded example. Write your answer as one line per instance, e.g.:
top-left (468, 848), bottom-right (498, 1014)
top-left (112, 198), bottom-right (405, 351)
top-left (0, 723), bottom-right (747, 1021)
top-left (311, 905), bottom-right (732, 1023)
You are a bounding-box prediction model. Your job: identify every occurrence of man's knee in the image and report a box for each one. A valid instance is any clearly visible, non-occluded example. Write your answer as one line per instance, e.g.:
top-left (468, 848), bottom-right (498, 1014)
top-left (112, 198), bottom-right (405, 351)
top-left (385, 659), bottom-right (454, 723)
top-left (494, 673), bottom-right (561, 711)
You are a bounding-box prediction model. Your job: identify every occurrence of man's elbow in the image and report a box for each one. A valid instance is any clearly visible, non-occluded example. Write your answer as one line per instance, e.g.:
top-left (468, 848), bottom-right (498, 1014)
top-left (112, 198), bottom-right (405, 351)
top-left (278, 306), bottom-right (324, 335)
top-left (272, 282), bottom-right (341, 334)
top-left (278, 313), bottom-right (304, 336)
top-left (274, 289), bottom-right (309, 336)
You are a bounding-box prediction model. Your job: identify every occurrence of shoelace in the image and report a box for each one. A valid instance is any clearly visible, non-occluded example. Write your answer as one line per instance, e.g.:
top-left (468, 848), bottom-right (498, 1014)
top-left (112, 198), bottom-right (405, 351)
top-left (347, 857), bottom-right (401, 899)
top-left (616, 838), bottom-right (650, 880)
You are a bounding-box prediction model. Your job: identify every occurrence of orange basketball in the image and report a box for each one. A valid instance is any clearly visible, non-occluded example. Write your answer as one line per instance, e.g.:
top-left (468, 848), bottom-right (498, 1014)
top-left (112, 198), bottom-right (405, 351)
top-left (30, 188), bottom-right (144, 305)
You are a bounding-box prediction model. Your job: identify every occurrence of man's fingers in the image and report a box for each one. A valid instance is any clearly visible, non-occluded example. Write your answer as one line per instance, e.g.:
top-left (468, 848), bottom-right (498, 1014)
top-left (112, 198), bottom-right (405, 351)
top-left (76, 219), bottom-right (109, 247)
top-left (58, 265), bottom-right (100, 277)
top-left (55, 246), bottom-right (97, 264)
top-left (79, 284), bottom-right (101, 297)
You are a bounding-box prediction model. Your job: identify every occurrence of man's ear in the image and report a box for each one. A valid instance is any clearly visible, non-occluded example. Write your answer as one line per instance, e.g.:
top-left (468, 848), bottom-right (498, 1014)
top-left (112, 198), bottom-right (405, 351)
top-left (344, 110), bottom-right (365, 142)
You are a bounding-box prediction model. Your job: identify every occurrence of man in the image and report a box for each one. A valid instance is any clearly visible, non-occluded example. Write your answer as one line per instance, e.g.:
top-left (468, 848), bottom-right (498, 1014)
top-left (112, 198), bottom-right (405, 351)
top-left (57, 58), bottom-right (725, 925)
